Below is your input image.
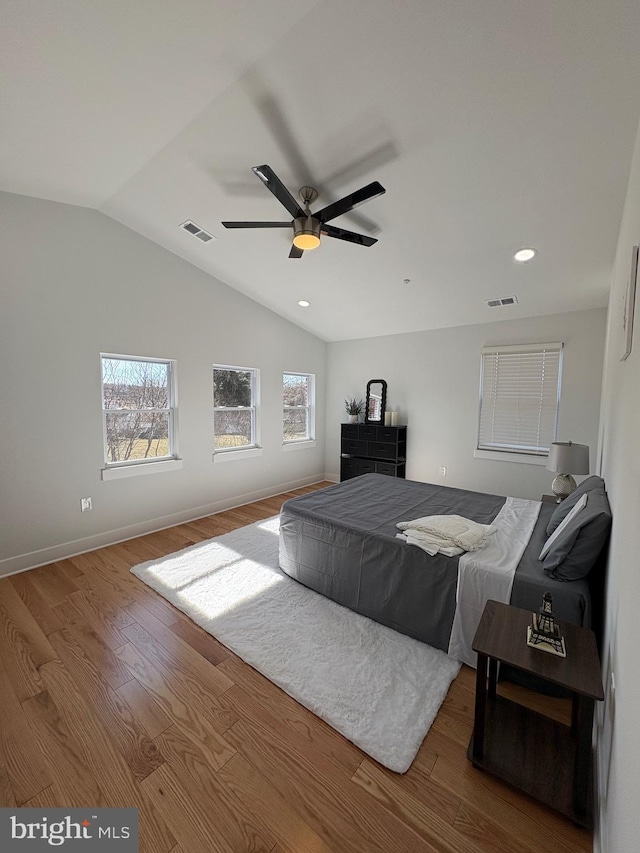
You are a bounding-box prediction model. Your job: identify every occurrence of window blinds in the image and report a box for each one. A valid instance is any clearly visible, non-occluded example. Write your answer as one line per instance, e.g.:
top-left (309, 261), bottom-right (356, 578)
top-left (478, 342), bottom-right (563, 455)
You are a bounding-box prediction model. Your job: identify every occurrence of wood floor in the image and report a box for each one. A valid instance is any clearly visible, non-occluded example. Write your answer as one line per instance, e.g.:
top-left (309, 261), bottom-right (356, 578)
top-left (0, 481), bottom-right (592, 852)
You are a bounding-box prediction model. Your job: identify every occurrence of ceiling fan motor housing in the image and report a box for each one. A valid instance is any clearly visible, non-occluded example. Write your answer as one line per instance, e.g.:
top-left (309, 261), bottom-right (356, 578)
top-left (293, 215), bottom-right (321, 250)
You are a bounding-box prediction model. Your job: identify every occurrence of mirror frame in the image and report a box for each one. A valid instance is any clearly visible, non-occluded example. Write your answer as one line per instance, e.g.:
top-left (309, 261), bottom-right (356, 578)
top-left (365, 379), bottom-right (388, 425)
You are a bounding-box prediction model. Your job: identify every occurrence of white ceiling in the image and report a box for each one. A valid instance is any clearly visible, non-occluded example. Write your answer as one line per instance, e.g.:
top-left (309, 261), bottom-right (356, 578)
top-left (3, 0), bottom-right (640, 342)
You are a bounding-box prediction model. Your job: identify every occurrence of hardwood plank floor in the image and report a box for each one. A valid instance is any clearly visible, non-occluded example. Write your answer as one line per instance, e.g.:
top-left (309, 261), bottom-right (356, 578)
top-left (0, 481), bottom-right (592, 852)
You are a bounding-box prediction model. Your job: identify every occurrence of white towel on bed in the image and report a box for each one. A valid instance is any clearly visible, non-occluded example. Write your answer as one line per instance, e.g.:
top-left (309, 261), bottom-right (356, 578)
top-left (395, 530), bottom-right (464, 557)
top-left (396, 514), bottom-right (495, 553)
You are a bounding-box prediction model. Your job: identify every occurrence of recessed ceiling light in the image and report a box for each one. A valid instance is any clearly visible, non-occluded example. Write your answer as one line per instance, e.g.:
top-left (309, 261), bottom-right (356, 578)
top-left (514, 248), bottom-right (537, 263)
top-left (297, 300), bottom-right (310, 308)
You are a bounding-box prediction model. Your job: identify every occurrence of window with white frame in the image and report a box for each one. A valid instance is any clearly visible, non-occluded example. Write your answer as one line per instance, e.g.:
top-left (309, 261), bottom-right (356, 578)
top-left (283, 372), bottom-right (315, 443)
top-left (477, 342), bottom-right (563, 456)
top-left (213, 365), bottom-right (259, 452)
top-left (101, 354), bottom-right (177, 467)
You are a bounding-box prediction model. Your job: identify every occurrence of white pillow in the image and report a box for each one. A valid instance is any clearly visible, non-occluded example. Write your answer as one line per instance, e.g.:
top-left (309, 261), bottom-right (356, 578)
top-left (539, 492), bottom-right (588, 560)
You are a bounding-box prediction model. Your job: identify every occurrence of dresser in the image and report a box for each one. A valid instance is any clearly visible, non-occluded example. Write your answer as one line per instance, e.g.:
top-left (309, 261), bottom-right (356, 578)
top-left (340, 423), bottom-right (406, 481)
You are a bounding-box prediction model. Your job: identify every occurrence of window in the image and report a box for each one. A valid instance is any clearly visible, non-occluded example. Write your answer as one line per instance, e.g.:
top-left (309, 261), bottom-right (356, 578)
top-left (101, 354), bottom-right (177, 467)
top-left (213, 365), bottom-right (259, 452)
top-left (283, 372), bottom-right (315, 444)
top-left (477, 342), bottom-right (563, 457)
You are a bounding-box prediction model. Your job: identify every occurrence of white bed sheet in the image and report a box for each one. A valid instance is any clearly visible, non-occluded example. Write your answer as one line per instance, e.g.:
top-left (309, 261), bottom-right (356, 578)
top-left (447, 496), bottom-right (541, 667)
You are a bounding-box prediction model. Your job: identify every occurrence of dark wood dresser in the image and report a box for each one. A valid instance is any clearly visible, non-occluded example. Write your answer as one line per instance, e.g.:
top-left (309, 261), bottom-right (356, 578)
top-left (340, 423), bottom-right (406, 481)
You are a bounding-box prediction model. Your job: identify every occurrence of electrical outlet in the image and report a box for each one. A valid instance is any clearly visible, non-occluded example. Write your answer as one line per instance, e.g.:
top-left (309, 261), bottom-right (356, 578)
top-left (80, 497), bottom-right (92, 512)
top-left (438, 466), bottom-right (447, 477)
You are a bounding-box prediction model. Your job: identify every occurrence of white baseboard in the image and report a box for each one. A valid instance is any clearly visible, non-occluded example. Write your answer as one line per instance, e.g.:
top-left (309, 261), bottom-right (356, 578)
top-left (593, 729), bottom-right (606, 853)
top-left (0, 474), bottom-right (331, 578)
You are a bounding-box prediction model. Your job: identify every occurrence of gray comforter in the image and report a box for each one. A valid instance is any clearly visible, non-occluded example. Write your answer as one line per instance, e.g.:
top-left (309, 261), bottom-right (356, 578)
top-left (279, 474), bottom-right (592, 654)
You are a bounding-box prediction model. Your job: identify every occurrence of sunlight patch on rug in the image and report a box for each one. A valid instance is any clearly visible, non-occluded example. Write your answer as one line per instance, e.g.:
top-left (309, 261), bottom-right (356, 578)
top-left (131, 515), bottom-right (461, 772)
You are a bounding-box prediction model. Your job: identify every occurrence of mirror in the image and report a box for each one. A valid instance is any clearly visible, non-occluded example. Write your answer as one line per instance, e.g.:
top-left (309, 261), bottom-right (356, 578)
top-left (365, 379), bottom-right (387, 424)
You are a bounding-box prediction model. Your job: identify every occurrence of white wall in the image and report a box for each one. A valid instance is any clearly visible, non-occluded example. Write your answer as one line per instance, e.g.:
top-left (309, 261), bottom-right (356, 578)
top-left (595, 119), bottom-right (640, 853)
top-left (325, 309), bottom-right (606, 499)
top-left (0, 192), bottom-right (327, 574)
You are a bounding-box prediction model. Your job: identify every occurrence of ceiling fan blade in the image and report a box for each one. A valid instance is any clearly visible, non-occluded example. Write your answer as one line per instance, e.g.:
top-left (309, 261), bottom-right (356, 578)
top-left (289, 244), bottom-right (304, 259)
top-left (316, 181), bottom-right (386, 224)
top-left (321, 142), bottom-right (398, 188)
top-left (321, 224), bottom-right (377, 247)
top-left (221, 221), bottom-right (291, 228)
top-left (252, 165), bottom-right (304, 219)
top-left (253, 93), bottom-right (315, 188)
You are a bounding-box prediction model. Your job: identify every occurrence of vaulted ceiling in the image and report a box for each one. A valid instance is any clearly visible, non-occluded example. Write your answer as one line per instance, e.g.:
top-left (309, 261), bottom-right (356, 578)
top-left (3, 1), bottom-right (640, 341)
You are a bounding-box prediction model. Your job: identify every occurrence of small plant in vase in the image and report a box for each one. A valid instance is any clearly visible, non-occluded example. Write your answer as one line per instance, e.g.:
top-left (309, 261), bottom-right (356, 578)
top-left (345, 397), bottom-right (364, 423)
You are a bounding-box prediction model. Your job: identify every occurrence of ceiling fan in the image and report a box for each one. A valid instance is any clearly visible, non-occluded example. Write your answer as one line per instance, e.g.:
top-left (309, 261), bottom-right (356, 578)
top-left (221, 165), bottom-right (385, 258)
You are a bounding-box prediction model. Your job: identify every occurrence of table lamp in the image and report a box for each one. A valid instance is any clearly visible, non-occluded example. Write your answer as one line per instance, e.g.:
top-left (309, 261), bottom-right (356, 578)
top-left (546, 441), bottom-right (590, 501)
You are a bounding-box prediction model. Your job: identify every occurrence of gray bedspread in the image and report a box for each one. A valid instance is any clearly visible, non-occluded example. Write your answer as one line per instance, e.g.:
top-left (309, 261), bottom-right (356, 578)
top-left (279, 474), bottom-right (593, 654)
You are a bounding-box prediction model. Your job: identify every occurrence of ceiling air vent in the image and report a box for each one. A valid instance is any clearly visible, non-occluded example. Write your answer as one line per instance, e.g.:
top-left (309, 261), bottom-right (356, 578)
top-left (179, 220), bottom-right (216, 243)
top-left (486, 295), bottom-right (518, 308)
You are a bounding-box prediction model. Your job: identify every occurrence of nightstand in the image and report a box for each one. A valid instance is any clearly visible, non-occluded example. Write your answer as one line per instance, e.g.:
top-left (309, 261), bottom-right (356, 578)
top-left (468, 600), bottom-right (603, 828)
top-left (541, 493), bottom-right (559, 504)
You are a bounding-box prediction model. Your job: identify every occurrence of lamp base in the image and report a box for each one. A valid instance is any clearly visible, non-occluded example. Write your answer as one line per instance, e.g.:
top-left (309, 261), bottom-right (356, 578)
top-left (551, 473), bottom-right (577, 502)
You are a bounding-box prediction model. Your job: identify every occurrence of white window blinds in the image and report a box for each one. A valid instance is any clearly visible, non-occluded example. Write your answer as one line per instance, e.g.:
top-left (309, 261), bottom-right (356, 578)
top-left (478, 342), bottom-right (563, 456)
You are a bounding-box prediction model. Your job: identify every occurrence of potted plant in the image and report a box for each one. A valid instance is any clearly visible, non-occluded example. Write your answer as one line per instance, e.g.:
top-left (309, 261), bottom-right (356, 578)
top-left (345, 397), bottom-right (364, 423)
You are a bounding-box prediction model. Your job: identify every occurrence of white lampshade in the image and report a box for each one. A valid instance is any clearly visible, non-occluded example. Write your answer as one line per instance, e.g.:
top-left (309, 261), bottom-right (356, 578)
top-left (546, 442), bottom-right (590, 474)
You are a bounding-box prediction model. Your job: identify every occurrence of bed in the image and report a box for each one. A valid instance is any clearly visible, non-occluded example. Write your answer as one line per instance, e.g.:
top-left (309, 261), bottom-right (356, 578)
top-left (278, 473), bottom-right (610, 668)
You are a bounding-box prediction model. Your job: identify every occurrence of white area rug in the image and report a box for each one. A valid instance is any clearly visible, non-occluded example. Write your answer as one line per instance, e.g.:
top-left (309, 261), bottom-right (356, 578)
top-left (131, 516), bottom-right (461, 773)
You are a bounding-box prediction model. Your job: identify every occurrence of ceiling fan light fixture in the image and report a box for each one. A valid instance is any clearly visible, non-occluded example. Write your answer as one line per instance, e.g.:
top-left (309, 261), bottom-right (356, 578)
top-left (293, 233), bottom-right (320, 250)
top-left (293, 216), bottom-right (321, 251)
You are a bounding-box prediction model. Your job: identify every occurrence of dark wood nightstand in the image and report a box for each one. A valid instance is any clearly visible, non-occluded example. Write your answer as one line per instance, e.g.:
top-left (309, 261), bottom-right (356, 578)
top-left (468, 600), bottom-right (603, 828)
top-left (541, 493), bottom-right (559, 504)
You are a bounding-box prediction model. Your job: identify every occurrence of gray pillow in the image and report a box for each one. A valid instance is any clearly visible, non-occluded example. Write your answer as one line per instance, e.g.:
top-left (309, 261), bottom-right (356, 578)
top-left (546, 475), bottom-right (606, 534)
top-left (541, 489), bottom-right (612, 581)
